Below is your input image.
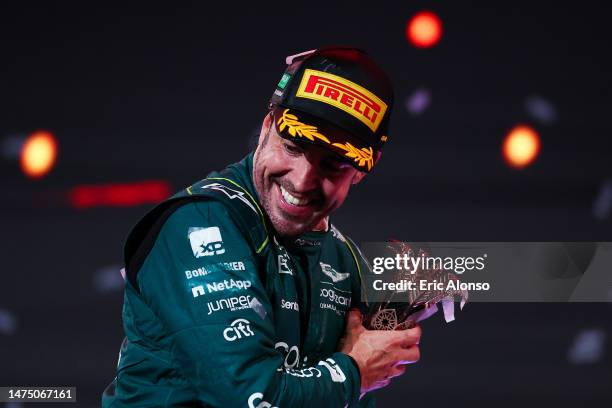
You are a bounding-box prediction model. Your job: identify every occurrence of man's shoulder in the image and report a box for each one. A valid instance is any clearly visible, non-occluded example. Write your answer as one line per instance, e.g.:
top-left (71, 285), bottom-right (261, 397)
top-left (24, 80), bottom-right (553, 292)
top-left (123, 196), bottom-right (259, 290)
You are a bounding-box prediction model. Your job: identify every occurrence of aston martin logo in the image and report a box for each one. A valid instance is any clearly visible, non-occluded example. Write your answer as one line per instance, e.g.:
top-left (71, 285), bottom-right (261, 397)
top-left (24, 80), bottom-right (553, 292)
top-left (320, 262), bottom-right (350, 283)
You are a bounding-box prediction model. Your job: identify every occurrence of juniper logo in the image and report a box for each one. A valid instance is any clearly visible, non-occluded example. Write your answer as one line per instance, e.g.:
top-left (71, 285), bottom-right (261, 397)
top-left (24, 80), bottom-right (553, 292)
top-left (188, 226), bottom-right (225, 257)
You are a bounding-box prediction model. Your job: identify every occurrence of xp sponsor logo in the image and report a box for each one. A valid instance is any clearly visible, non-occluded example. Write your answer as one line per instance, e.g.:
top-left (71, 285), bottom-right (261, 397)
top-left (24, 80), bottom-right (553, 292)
top-left (248, 392), bottom-right (277, 408)
top-left (188, 226), bottom-right (225, 257)
top-left (206, 295), bottom-right (253, 315)
top-left (223, 318), bottom-right (254, 342)
top-left (320, 262), bottom-right (350, 283)
top-left (280, 299), bottom-right (299, 312)
top-left (296, 69), bottom-right (387, 132)
top-left (191, 279), bottom-right (252, 298)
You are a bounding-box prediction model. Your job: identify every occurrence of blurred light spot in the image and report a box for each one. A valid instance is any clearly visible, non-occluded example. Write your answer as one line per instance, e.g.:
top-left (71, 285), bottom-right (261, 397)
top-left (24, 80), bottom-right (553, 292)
top-left (68, 180), bottom-right (171, 209)
top-left (2, 134), bottom-right (26, 159)
top-left (525, 95), bottom-right (558, 125)
top-left (6, 402), bottom-right (24, 408)
top-left (593, 180), bottom-right (612, 220)
top-left (502, 125), bottom-right (541, 169)
top-left (20, 130), bottom-right (58, 179)
top-left (568, 328), bottom-right (606, 364)
top-left (94, 265), bottom-right (125, 293)
top-left (405, 88), bottom-right (431, 115)
top-left (0, 308), bottom-right (18, 335)
top-left (406, 11), bottom-right (443, 48)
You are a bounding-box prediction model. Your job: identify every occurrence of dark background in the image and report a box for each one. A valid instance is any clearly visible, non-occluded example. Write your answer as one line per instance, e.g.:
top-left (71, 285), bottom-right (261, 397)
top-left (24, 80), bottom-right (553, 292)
top-left (1, 1), bottom-right (611, 407)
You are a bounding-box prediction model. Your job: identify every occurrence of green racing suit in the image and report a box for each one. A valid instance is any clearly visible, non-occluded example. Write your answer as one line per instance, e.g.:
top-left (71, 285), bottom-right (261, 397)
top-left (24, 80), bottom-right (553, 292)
top-left (102, 153), bottom-right (375, 407)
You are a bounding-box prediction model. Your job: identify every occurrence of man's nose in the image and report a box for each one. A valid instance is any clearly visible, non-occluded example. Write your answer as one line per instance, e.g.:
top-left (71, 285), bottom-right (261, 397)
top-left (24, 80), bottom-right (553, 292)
top-left (291, 154), bottom-right (321, 193)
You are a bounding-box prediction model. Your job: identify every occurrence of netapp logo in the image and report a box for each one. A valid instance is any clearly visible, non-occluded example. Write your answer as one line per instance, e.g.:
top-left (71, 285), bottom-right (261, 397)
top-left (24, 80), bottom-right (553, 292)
top-left (191, 279), bottom-right (251, 298)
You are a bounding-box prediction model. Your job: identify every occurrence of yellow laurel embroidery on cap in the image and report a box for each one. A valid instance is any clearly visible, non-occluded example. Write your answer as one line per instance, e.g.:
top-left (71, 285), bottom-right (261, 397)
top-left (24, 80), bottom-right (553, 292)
top-left (332, 142), bottom-right (374, 171)
top-left (277, 109), bottom-right (331, 144)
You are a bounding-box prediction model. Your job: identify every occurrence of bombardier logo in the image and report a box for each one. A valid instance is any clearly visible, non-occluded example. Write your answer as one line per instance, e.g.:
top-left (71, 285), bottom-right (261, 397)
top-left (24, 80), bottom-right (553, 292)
top-left (296, 69), bottom-right (387, 132)
top-left (188, 226), bottom-right (225, 257)
top-left (320, 262), bottom-right (350, 283)
top-left (223, 318), bottom-right (254, 342)
top-left (201, 183), bottom-right (257, 214)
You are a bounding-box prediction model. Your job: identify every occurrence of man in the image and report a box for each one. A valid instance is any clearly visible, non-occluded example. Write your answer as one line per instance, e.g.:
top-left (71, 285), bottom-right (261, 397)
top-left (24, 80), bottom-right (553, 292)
top-left (102, 46), bottom-right (421, 407)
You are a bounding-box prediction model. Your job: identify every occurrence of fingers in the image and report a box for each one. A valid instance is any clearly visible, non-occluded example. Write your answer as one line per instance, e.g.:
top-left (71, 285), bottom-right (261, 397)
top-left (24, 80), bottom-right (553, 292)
top-left (398, 325), bottom-right (422, 347)
top-left (382, 325), bottom-right (421, 348)
top-left (393, 345), bottom-right (420, 365)
top-left (388, 364), bottom-right (406, 378)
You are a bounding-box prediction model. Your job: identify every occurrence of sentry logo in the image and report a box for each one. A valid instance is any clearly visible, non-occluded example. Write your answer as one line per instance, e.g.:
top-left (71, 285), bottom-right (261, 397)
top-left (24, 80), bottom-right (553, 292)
top-left (296, 69), bottom-right (387, 132)
top-left (188, 226), bottom-right (225, 258)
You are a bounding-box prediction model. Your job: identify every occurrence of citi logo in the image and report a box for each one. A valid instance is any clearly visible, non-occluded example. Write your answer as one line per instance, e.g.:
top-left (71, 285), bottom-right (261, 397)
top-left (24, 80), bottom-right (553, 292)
top-left (223, 318), bottom-right (254, 342)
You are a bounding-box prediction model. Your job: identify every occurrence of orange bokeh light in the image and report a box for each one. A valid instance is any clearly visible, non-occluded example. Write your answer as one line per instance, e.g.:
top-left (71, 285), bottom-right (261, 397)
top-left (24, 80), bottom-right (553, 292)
top-left (502, 125), bottom-right (541, 169)
top-left (406, 11), bottom-right (443, 48)
top-left (20, 130), bottom-right (58, 178)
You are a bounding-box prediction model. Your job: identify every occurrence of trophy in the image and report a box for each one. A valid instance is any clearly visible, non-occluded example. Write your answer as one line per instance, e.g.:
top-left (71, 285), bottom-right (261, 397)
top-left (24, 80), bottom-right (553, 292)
top-left (361, 241), bottom-right (468, 330)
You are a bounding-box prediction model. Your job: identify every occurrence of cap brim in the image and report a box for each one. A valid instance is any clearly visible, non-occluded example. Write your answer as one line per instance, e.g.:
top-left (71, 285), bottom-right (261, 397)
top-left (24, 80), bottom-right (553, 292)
top-left (272, 107), bottom-right (376, 172)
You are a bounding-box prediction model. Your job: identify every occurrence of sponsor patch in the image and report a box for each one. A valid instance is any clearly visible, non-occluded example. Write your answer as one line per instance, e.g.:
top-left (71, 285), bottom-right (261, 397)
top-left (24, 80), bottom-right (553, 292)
top-left (278, 253), bottom-right (293, 275)
top-left (206, 295), bottom-right (252, 315)
top-left (248, 392), bottom-right (278, 408)
top-left (296, 69), bottom-right (387, 132)
top-left (190, 279), bottom-right (252, 298)
top-left (320, 262), bottom-right (350, 283)
top-left (281, 299), bottom-right (299, 312)
top-left (318, 358), bottom-right (346, 383)
top-left (223, 318), bottom-right (254, 342)
top-left (188, 226), bottom-right (225, 257)
top-left (277, 73), bottom-right (291, 90)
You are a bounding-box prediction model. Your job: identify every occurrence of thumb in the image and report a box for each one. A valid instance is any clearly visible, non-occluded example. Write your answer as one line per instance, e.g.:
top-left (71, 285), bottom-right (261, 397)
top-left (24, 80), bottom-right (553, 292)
top-left (346, 309), bottom-right (364, 331)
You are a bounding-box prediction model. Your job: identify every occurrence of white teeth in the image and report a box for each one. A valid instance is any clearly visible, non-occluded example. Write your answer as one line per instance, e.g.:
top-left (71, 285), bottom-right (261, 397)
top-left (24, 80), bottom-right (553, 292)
top-left (280, 185), bottom-right (309, 206)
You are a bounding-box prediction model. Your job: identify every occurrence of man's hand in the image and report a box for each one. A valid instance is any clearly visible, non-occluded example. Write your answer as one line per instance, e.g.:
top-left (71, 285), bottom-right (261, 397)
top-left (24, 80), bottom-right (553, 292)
top-left (339, 309), bottom-right (421, 394)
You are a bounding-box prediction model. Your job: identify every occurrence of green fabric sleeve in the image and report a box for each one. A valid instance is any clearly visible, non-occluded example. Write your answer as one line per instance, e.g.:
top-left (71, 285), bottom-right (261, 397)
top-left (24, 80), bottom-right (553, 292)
top-left (137, 201), bottom-right (361, 407)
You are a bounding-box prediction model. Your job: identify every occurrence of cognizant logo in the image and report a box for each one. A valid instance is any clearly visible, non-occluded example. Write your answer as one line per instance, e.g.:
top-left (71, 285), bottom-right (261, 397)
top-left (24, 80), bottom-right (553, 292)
top-left (248, 392), bottom-right (277, 408)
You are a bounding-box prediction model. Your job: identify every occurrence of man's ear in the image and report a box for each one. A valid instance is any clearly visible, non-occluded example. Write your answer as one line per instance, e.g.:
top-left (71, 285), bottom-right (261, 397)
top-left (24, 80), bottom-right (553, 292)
top-left (351, 151), bottom-right (382, 185)
top-left (351, 171), bottom-right (366, 185)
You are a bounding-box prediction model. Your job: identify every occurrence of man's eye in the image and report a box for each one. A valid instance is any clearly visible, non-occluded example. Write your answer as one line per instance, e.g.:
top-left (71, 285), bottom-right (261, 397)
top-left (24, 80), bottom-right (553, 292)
top-left (322, 159), bottom-right (349, 173)
top-left (283, 143), bottom-right (302, 155)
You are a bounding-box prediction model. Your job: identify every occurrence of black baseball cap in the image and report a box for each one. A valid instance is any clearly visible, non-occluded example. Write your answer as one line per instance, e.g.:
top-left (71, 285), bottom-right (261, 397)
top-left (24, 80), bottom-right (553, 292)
top-left (269, 46), bottom-right (394, 172)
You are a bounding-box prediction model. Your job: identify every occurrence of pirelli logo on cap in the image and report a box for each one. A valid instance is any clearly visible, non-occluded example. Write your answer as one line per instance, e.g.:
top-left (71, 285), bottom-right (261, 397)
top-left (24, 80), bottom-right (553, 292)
top-left (296, 69), bottom-right (387, 132)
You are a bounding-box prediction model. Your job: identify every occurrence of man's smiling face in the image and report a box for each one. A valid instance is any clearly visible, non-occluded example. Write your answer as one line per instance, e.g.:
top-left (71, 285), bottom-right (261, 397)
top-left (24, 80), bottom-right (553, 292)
top-left (252, 112), bottom-right (366, 238)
